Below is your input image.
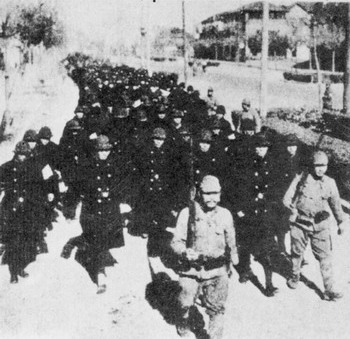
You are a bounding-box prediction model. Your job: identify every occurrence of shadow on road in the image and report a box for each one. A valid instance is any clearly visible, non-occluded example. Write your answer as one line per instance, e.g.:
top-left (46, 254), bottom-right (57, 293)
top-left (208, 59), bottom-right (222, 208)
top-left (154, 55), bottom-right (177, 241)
top-left (145, 272), bottom-right (209, 338)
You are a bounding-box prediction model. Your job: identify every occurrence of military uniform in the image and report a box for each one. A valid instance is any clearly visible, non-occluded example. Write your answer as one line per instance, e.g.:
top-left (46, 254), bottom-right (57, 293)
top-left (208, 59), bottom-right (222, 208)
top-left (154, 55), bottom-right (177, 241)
top-left (133, 128), bottom-right (178, 256)
top-left (0, 142), bottom-right (55, 283)
top-left (283, 151), bottom-right (347, 299)
top-left (73, 136), bottom-right (126, 288)
top-left (171, 176), bottom-right (238, 339)
top-left (59, 120), bottom-right (90, 220)
top-left (233, 134), bottom-right (278, 295)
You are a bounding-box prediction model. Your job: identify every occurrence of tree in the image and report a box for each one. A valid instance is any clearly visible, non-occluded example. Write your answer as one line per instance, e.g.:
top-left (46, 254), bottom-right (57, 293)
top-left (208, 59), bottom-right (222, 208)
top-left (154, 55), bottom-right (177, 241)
top-left (0, 0), bottom-right (65, 138)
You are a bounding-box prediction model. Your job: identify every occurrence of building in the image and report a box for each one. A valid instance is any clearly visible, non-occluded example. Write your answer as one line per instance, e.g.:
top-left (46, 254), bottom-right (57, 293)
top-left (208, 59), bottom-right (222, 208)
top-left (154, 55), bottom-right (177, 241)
top-left (196, 2), bottom-right (310, 62)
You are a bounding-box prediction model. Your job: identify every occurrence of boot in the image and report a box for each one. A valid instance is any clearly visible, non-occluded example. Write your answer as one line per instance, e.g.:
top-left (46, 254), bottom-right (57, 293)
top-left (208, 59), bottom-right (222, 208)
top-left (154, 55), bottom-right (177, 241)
top-left (324, 290), bottom-right (343, 301)
top-left (18, 269), bottom-right (29, 278)
top-left (239, 268), bottom-right (254, 284)
top-left (10, 274), bottom-right (18, 284)
top-left (287, 274), bottom-right (299, 289)
top-left (176, 317), bottom-right (194, 338)
top-left (264, 266), bottom-right (278, 297)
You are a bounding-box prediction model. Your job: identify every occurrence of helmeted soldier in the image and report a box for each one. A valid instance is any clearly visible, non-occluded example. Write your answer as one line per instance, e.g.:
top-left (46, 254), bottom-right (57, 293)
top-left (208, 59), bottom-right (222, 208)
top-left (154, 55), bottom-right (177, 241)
top-left (283, 150), bottom-right (348, 300)
top-left (23, 129), bottom-right (38, 154)
top-left (0, 141), bottom-right (56, 283)
top-left (272, 134), bottom-right (304, 253)
top-left (36, 126), bottom-right (61, 225)
top-left (59, 119), bottom-right (90, 220)
top-left (62, 135), bottom-right (127, 294)
top-left (233, 133), bottom-right (279, 296)
top-left (235, 98), bottom-right (261, 134)
top-left (192, 129), bottom-right (228, 190)
top-left (133, 127), bottom-right (178, 257)
top-left (171, 175), bottom-right (238, 339)
top-left (204, 86), bottom-right (219, 112)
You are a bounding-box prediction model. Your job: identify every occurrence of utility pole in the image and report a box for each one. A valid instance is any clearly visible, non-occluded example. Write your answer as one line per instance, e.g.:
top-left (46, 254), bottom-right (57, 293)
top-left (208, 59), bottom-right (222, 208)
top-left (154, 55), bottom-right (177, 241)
top-left (146, 0), bottom-right (151, 76)
top-left (344, 3), bottom-right (350, 115)
top-left (140, 0), bottom-right (146, 69)
top-left (182, 0), bottom-right (188, 86)
top-left (260, 1), bottom-right (269, 118)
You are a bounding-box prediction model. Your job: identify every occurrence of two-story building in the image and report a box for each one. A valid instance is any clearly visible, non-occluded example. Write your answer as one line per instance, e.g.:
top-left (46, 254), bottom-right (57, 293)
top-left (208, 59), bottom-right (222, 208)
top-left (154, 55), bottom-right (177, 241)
top-left (197, 2), bottom-right (310, 62)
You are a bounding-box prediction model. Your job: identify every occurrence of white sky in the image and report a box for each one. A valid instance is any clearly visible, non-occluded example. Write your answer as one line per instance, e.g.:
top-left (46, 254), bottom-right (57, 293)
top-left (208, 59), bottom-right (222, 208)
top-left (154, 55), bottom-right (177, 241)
top-left (56, 0), bottom-right (297, 45)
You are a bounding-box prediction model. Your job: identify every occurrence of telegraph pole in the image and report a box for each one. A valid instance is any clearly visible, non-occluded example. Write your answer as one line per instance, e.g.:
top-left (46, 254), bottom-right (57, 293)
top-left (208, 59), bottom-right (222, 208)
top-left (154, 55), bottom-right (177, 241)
top-left (140, 0), bottom-right (146, 69)
top-left (182, 0), bottom-right (188, 86)
top-left (260, 1), bottom-right (269, 118)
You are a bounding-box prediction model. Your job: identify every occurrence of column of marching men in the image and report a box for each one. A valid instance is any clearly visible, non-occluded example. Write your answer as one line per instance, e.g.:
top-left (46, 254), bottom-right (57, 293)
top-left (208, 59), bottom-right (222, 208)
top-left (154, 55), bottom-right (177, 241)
top-left (0, 52), bottom-right (348, 339)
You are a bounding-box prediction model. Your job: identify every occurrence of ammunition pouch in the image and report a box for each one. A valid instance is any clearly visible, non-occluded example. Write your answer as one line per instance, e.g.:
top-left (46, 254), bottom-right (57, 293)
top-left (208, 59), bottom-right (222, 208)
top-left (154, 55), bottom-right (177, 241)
top-left (179, 254), bottom-right (227, 272)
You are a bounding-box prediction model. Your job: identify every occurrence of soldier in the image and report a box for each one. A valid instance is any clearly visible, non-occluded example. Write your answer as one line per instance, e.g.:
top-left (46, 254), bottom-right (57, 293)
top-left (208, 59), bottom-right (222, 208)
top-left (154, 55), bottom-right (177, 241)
top-left (233, 133), bottom-right (279, 296)
top-left (204, 86), bottom-right (219, 112)
top-left (171, 175), bottom-right (238, 339)
top-left (59, 120), bottom-right (89, 220)
top-left (36, 126), bottom-right (61, 225)
top-left (236, 98), bottom-right (261, 134)
top-left (168, 109), bottom-right (186, 147)
top-left (192, 129), bottom-right (228, 189)
top-left (273, 134), bottom-right (304, 254)
top-left (63, 135), bottom-right (127, 294)
top-left (23, 129), bottom-right (38, 153)
top-left (133, 127), bottom-right (178, 259)
top-left (283, 150), bottom-right (348, 300)
top-left (0, 141), bottom-right (55, 283)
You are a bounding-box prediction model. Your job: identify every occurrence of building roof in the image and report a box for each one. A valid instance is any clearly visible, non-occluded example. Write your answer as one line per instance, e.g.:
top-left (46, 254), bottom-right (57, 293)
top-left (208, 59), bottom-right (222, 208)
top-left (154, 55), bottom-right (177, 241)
top-left (201, 2), bottom-right (303, 25)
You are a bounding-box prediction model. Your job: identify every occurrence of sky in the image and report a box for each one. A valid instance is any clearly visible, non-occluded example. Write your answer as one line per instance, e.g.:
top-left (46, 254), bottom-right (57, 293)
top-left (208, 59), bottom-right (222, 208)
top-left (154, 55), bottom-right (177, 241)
top-left (55, 0), bottom-right (296, 47)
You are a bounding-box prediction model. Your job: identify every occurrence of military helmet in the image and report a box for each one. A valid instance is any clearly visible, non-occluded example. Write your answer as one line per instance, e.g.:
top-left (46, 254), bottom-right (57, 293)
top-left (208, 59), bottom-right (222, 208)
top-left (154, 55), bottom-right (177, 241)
top-left (242, 98), bottom-right (251, 106)
top-left (216, 105), bottom-right (226, 116)
top-left (152, 127), bottom-right (167, 140)
top-left (95, 135), bottom-right (112, 151)
top-left (38, 126), bottom-right (53, 140)
top-left (312, 150), bottom-right (328, 165)
top-left (171, 109), bottom-right (184, 118)
top-left (253, 133), bottom-right (271, 148)
top-left (23, 129), bottom-right (37, 142)
top-left (14, 141), bottom-right (31, 155)
top-left (179, 125), bottom-right (191, 136)
top-left (67, 120), bottom-right (82, 130)
top-left (285, 134), bottom-right (299, 146)
top-left (200, 175), bottom-right (221, 193)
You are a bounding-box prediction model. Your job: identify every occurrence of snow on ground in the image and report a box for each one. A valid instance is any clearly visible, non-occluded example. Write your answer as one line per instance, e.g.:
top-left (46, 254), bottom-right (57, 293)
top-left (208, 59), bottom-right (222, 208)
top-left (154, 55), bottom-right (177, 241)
top-left (1, 57), bottom-right (350, 339)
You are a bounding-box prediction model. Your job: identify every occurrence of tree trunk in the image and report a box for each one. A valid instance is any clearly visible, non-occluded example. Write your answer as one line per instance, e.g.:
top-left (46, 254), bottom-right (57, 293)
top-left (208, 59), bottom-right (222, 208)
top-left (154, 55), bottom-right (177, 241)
top-left (0, 39), bottom-right (11, 139)
top-left (343, 4), bottom-right (350, 115)
top-left (313, 24), bottom-right (323, 113)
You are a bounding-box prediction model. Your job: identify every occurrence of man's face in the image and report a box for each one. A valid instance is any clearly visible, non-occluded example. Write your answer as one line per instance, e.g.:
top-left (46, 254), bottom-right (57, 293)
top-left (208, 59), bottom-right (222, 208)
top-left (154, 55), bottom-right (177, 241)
top-left (243, 130), bottom-right (255, 136)
top-left (212, 128), bottom-right (221, 136)
top-left (287, 145), bottom-right (298, 156)
top-left (199, 142), bottom-right (210, 153)
top-left (255, 146), bottom-right (268, 158)
top-left (181, 135), bottom-right (191, 143)
top-left (97, 150), bottom-right (111, 160)
top-left (313, 164), bottom-right (328, 178)
top-left (153, 138), bottom-right (165, 148)
top-left (28, 142), bottom-right (36, 150)
top-left (242, 103), bottom-right (250, 112)
top-left (17, 154), bottom-right (27, 162)
top-left (201, 191), bottom-right (221, 210)
top-left (75, 112), bottom-right (84, 120)
top-left (173, 117), bottom-right (182, 126)
top-left (40, 139), bottom-right (50, 146)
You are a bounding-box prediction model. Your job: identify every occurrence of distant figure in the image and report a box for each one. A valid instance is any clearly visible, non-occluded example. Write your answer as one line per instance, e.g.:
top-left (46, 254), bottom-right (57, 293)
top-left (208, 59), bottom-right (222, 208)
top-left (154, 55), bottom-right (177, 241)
top-left (322, 82), bottom-right (333, 111)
